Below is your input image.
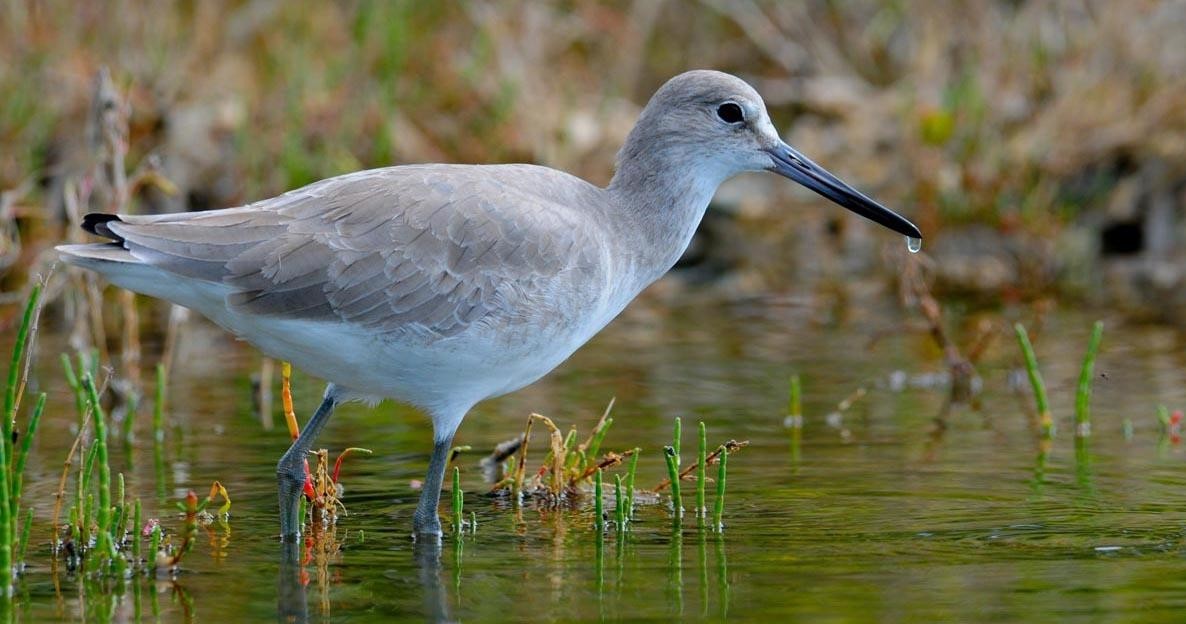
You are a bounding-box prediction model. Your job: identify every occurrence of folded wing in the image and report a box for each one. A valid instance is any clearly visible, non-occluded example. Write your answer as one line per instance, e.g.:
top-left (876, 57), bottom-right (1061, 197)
top-left (97, 166), bottom-right (600, 337)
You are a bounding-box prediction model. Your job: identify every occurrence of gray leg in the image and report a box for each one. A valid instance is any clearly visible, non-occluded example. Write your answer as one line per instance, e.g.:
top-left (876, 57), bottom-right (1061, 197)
top-left (276, 385), bottom-right (338, 540)
top-left (412, 437), bottom-right (454, 539)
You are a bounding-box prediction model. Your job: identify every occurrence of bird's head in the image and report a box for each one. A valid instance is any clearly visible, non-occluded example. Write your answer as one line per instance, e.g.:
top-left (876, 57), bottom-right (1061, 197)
top-left (628, 70), bottom-right (921, 243)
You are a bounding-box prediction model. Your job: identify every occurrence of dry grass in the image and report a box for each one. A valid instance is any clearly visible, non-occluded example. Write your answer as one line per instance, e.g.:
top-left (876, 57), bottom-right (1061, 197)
top-left (2, 2), bottom-right (1182, 222)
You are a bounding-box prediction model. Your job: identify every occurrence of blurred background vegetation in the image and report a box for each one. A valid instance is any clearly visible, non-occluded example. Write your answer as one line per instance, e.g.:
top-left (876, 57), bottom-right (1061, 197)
top-left (3, 0), bottom-right (1186, 319)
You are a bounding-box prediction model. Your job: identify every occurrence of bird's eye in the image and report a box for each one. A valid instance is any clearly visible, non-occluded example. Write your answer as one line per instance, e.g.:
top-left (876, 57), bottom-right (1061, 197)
top-left (716, 102), bottom-right (744, 124)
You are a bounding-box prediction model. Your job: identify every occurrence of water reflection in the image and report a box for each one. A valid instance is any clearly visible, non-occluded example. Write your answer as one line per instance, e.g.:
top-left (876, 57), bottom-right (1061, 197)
top-left (277, 541), bottom-right (308, 623)
top-left (14, 297), bottom-right (1186, 621)
top-left (668, 530), bottom-right (683, 617)
top-left (268, 516), bottom-right (734, 622)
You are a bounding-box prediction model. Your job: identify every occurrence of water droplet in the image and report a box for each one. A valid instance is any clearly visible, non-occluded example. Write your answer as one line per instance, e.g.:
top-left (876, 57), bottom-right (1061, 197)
top-left (905, 236), bottom-right (922, 253)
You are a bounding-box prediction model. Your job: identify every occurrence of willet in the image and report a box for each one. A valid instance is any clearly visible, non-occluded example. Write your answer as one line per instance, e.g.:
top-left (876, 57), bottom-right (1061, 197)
top-left (58, 70), bottom-right (921, 540)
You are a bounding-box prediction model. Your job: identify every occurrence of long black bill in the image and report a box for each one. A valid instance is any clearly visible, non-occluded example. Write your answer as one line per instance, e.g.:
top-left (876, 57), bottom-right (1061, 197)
top-left (767, 141), bottom-right (922, 240)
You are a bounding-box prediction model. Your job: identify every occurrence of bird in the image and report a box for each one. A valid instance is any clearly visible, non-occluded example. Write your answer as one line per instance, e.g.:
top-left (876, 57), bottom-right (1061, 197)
top-left (57, 70), bottom-right (921, 541)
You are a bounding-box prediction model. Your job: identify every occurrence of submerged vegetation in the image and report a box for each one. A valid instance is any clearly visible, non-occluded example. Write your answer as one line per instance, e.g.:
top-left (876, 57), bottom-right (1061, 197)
top-left (0, 285), bottom-right (233, 608)
top-left (1014, 323), bottom-right (1054, 438)
top-left (480, 406), bottom-right (744, 536)
top-left (1, 282), bottom-right (44, 595)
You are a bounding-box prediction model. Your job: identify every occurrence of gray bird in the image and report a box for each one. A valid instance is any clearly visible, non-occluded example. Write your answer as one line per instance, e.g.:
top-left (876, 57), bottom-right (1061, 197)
top-left (58, 70), bottom-right (920, 540)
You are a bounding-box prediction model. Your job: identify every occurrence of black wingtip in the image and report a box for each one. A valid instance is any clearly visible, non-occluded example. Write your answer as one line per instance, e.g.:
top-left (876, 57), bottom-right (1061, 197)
top-left (81, 213), bottom-right (123, 241)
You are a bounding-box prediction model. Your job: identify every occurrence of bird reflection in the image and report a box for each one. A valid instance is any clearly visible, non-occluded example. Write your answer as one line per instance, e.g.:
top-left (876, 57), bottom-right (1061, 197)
top-left (275, 518), bottom-right (731, 621)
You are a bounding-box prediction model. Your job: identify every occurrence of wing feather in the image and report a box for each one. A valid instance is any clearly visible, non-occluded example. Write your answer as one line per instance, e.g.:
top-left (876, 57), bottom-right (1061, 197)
top-left (97, 166), bottom-right (604, 338)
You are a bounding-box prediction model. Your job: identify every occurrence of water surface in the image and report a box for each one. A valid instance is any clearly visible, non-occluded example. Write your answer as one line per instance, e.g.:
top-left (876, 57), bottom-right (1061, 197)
top-left (9, 286), bottom-right (1186, 622)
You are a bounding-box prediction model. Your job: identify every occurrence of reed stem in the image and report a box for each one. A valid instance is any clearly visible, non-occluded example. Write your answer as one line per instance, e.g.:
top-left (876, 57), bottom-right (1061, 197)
top-left (451, 466), bottom-right (463, 535)
top-left (713, 446), bottom-right (728, 530)
top-left (614, 474), bottom-right (625, 529)
top-left (696, 422), bottom-right (707, 517)
top-left (672, 417), bottom-right (681, 465)
top-left (1014, 323), bottom-right (1054, 438)
top-left (1074, 321), bottom-right (1104, 437)
top-left (594, 468), bottom-right (604, 532)
top-left (625, 449), bottom-right (639, 520)
top-left (787, 374), bottom-right (802, 428)
top-left (664, 446), bottom-right (682, 516)
top-left (4, 283), bottom-right (42, 437)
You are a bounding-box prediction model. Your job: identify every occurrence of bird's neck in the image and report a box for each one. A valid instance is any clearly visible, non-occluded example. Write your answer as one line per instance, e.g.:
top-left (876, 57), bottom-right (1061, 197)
top-left (605, 147), bottom-right (726, 290)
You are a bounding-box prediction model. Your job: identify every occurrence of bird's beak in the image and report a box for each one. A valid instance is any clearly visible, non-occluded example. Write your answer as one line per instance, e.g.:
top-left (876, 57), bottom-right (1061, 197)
top-left (766, 141), bottom-right (922, 240)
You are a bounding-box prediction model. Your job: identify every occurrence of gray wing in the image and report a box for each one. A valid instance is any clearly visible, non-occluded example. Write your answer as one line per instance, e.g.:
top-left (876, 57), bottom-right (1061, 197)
top-left (103, 166), bottom-right (603, 337)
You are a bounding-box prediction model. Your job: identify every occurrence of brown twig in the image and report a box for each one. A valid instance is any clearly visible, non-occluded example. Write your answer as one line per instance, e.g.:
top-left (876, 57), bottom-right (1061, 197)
top-left (51, 408), bottom-right (93, 548)
top-left (653, 440), bottom-right (748, 492)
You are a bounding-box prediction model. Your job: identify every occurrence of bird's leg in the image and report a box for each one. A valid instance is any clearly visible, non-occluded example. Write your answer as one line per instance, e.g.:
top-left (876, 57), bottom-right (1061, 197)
top-left (276, 384), bottom-right (338, 541)
top-left (412, 436), bottom-right (454, 539)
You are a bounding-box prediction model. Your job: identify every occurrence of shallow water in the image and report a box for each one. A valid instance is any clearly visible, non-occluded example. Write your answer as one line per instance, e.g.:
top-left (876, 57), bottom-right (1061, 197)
top-left (8, 285), bottom-right (1186, 622)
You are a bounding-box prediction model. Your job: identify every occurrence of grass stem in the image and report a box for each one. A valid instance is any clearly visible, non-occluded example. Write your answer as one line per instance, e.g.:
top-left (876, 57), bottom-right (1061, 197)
top-left (787, 374), bottom-right (802, 428)
top-left (696, 422), bottom-right (707, 517)
top-left (451, 466), bottom-right (463, 535)
top-left (1014, 323), bottom-right (1054, 438)
top-left (672, 417), bottom-right (681, 465)
top-left (594, 468), bottom-right (604, 532)
top-left (664, 446), bottom-right (682, 517)
top-left (1074, 321), bottom-right (1104, 437)
top-left (614, 474), bottom-right (624, 529)
top-left (713, 445), bottom-right (728, 531)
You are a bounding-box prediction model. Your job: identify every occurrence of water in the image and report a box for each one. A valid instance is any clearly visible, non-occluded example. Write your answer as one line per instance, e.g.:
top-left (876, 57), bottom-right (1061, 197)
top-left (8, 289), bottom-right (1186, 622)
top-left (906, 235), bottom-right (923, 253)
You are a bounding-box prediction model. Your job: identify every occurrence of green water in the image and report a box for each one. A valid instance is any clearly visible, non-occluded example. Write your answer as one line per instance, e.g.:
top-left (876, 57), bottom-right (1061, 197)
top-left (8, 290), bottom-right (1186, 622)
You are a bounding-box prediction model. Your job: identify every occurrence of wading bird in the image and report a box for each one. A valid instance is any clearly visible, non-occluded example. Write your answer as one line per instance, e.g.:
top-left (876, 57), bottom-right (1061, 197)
top-left (58, 70), bottom-right (920, 540)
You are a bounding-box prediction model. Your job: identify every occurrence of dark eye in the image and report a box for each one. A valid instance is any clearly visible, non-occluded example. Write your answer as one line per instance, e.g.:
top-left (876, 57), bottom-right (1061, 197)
top-left (716, 102), bottom-right (744, 124)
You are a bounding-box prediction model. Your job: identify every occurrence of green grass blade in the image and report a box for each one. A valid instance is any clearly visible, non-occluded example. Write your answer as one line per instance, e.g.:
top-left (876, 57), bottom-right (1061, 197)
top-left (664, 446), bottom-right (682, 516)
top-left (625, 449), bottom-right (639, 520)
top-left (1014, 323), bottom-right (1054, 438)
top-left (593, 467), bottom-right (604, 532)
top-left (4, 283), bottom-right (42, 437)
top-left (16, 506), bottom-right (33, 567)
top-left (586, 418), bottom-right (613, 465)
top-left (12, 392), bottom-right (46, 521)
top-left (713, 446), bottom-right (728, 531)
top-left (614, 474), bottom-right (624, 529)
top-left (787, 374), bottom-right (802, 428)
top-left (672, 417), bottom-right (681, 465)
top-left (1074, 321), bottom-right (1104, 436)
top-left (451, 466), bottom-right (463, 535)
top-left (696, 422), bottom-right (707, 517)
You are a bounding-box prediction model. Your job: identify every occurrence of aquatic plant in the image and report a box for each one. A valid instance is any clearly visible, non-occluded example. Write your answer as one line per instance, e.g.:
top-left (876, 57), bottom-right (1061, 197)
top-left (594, 468), bottom-right (605, 532)
top-left (663, 446), bottom-right (683, 519)
top-left (1074, 321), bottom-right (1104, 437)
top-left (625, 449), bottom-right (639, 521)
top-left (1, 284), bottom-right (45, 593)
top-left (49, 356), bottom-right (231, 579)
top-left (1156, 405), bottom-right (1182, 443)
top-left (614, 474), bottom-right (625, 529)
top-left (713, 444), bottom-right (729, 532)
top-left (503, 404), bottom-right (635, 505)
top-left (671, 417), bottom-right (681, 467)
top-left (1014, 323), bottom-right (1053, 438)
top-left (654, 441), bottom-right (747, 494)
top-left (696, 421), bottom-right (707, 516)
top-left (155, 484), bottom-right (231, 573)
top-left (451, 467), bottom-right (464, 535)
top-left (786, 374), bottom-right (802, 429)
